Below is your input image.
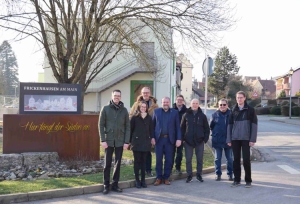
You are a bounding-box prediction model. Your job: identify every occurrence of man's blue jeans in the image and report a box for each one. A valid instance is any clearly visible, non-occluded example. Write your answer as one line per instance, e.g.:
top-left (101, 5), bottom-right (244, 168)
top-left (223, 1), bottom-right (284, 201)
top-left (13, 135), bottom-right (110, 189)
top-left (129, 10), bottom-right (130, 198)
top-left (214, 147), bottom-right (233, 176)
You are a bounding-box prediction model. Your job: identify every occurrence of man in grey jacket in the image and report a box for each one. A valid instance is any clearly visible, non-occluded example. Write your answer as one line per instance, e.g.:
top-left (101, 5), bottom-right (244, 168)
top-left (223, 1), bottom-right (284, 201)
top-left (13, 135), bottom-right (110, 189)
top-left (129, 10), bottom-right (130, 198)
top-left (99, 90), bottom-right (130, 194)
top-left (227, 91), bottom-right (258, 188)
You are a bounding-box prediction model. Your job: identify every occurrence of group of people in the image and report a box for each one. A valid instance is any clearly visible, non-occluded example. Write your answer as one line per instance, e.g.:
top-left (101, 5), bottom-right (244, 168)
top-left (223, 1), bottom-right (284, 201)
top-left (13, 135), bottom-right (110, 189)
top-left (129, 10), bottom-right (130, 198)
top-left (98, 87), bottom-right (258, 194)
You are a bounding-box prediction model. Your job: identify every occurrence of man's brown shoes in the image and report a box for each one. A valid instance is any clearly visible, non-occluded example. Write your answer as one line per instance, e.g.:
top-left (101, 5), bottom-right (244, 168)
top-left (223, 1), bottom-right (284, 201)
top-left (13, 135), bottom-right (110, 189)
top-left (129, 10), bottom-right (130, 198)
top-left (164, 179), bottom-right (171, 185)
top-left (154, 179), bottom-right (162, 186)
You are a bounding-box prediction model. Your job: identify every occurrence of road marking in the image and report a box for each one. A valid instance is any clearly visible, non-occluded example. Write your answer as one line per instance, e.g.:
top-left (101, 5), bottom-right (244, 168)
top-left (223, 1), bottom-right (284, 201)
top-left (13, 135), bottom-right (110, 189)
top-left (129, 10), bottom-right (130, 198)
top-left (278, 165), bottom-right (300, 174)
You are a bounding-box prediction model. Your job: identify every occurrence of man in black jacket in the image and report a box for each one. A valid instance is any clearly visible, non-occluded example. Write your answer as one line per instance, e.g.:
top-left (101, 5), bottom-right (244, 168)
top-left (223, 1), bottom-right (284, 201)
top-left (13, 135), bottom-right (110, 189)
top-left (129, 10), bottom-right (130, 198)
top-left (227, 91), bottom-right (258, 188)
top-left (181, 98), bottom-right (210, 183)
top-left (172, 95), bottom-right (187, 174)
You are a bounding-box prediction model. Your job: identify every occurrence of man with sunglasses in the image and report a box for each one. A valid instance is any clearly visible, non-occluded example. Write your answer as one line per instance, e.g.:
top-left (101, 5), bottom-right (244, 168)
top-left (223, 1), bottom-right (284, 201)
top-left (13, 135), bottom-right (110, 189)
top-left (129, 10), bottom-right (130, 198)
top-left (210, 99), bottom-right (233, 181)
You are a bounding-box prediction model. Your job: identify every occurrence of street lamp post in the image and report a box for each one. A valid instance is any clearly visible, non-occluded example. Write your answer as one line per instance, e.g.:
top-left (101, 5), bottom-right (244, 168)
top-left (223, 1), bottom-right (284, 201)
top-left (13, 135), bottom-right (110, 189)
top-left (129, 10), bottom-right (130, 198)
top-left (289, 68), bottom-right (294, 119)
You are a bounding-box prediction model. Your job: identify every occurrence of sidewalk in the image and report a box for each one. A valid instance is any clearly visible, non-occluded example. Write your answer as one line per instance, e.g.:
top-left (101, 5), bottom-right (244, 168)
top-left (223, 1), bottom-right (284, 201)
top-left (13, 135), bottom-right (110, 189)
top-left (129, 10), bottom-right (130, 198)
top-left (258, 115), bottom-right (300, 126)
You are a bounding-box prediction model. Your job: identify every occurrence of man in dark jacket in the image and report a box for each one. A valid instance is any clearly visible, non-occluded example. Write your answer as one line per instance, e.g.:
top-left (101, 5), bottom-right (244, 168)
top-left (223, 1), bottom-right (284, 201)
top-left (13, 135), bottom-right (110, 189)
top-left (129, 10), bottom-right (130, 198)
top-left (172, 94), bottom-right (187, 174)
top-left (227, 91), bottom-right (258, 188)
top-left (181, 99), bottom-right (210, 183)
top-left (99, 90), bottom-right (130, 194)
top-left (210, 98), bottom-right (233, 181)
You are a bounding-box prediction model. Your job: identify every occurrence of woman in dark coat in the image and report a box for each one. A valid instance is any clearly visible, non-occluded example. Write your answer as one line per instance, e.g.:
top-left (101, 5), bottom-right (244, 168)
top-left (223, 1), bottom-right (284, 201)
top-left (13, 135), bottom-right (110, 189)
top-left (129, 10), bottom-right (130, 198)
top-left (130, 101), bottom-right (153, 188)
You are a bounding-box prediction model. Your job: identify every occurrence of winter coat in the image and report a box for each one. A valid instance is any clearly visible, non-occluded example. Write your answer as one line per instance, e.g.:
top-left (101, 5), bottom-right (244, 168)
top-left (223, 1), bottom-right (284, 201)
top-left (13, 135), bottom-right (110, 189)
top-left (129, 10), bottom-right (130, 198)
top-left (226, 102), bottom-right (258, 143)
top-left (130, 114), bottom-right (153, 152)
top-left (210, 109), bottom-right (231, 148)
top-left (129, 95), bottom-right (159, 118)
top-left (99, 101), bottom-right (130, 147)
top-left (172, 103), bottom-right (187, 122)
top-left (180, 107), bottom-right (210, 147)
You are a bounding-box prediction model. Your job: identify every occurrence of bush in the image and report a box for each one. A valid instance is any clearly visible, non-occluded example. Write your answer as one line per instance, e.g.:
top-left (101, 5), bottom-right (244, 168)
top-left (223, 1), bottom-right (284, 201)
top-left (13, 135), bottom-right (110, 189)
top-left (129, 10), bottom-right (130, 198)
top-left (255, 104), bottom-right (261, 108)
top-left (255, 107), bottom-right (270, 115)
top-left (280, 100), bottom-right (296, 107)
top-left (281, 105), bottom-right (289, 116)
top-left (267, 99), bottom-right (277, 106)
top-left (280, 101), bottom-right (289, 106)
top-left (292, 106), bottom-right (300, 116)
top-left (248, 98), bottom-right (261, 108)
top-left (270, 106), bottom-right (281, 115)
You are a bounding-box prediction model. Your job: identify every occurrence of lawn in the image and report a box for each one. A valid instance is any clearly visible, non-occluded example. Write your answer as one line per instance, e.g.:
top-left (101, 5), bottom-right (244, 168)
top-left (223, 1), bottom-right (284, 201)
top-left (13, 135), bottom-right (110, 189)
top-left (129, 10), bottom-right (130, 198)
top-left (0, 141), bottom-right (214, 195)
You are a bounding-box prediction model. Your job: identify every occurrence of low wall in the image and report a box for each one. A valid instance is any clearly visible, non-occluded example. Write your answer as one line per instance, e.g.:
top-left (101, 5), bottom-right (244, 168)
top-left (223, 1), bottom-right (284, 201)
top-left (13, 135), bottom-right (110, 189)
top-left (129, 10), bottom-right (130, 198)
top-left (3, 114), bottom-right (100, 160)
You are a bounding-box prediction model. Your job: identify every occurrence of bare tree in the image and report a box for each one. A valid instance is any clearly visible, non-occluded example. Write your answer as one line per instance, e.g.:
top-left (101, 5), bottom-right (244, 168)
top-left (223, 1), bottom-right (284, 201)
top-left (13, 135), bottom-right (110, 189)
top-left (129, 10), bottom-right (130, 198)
top-left (0, 0), bottom-right (235, 111)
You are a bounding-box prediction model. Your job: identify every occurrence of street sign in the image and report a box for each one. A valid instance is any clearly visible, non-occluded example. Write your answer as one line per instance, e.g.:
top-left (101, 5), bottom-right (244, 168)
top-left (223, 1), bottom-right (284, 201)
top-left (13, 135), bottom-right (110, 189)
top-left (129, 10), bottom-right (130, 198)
top-left (202, 56), bottom-right (214, 76)
top-left (252, 91), bottom-right (259, 98)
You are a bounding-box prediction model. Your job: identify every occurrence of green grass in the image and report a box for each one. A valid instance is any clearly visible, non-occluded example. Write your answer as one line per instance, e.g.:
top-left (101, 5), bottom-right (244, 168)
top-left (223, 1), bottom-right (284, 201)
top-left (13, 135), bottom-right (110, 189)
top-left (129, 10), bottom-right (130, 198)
top-left (0, 136), bottom-right (2, 154)
top-left (0, 143), bottom-right (214, 195)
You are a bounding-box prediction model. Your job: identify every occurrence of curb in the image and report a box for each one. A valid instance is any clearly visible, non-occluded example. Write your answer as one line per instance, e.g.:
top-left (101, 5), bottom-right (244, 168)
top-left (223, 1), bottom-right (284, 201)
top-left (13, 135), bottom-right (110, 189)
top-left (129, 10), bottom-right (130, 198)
top-left (270, 119), bottom-right (300, 126)
top-left (0, 165), bottom-right (225, 204)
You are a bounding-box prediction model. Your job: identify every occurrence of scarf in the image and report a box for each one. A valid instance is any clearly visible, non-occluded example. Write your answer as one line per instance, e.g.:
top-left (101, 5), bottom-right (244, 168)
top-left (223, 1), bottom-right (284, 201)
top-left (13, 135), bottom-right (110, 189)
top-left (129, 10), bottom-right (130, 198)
top-left (110, 100), bottom-right (123, 110)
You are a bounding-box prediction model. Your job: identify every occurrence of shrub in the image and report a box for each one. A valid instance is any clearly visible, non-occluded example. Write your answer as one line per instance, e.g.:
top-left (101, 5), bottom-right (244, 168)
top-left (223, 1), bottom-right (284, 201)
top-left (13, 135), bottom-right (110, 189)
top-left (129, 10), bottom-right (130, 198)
top-left (280, 100), bottom-right (296, 107)
top-left (255, 107), bottom-right (270, 115)
top-left (267, 99), bottom-right (277, 106)
top-left (248, 98), bottom-right (260, 108)
top-left (292, 106), bottom-right (300, 116)
top-left (270, 106), bottom-right (281, 115)
top-left (255, 104), bottom-right (261, 108)
top-left (280, 101), bottom-right (289, 106)
top-left (281, 105), bottom-right (289, 116)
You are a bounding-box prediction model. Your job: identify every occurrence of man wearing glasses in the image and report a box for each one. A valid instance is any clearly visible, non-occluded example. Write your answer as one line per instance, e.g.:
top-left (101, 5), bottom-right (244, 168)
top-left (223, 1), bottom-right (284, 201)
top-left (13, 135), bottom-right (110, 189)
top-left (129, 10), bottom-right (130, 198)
top-left (210, 98), bottom-right (233, 181)
top-left (227, 91), bottom-right (258, 188)
top-left (130, 87), bottom-right (159, 177)
top-left (99, 90), bottom-right (130, 194)
top-left (172, 95), bottom-right (187, 174)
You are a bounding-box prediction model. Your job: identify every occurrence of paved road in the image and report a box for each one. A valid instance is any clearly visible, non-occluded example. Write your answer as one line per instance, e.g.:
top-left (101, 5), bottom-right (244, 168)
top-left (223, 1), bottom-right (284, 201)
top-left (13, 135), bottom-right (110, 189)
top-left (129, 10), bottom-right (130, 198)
top-left (21, 116), bottom-right (300, 204)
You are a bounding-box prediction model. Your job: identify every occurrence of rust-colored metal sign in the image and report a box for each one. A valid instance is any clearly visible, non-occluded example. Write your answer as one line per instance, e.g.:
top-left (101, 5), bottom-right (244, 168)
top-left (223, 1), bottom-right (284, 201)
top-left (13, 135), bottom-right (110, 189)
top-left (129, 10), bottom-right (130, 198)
top-left (3, 114), bottom-right (99, 160)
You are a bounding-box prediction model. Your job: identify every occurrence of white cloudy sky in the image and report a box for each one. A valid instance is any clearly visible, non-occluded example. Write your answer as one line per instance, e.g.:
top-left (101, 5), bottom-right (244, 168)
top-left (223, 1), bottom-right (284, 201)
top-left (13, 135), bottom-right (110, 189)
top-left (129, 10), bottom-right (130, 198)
top-left (0, 0), bottom-right (300, 82)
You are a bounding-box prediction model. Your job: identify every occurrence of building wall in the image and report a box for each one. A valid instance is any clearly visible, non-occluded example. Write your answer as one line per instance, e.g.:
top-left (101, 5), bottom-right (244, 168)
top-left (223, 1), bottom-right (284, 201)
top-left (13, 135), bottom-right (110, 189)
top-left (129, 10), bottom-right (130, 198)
top-left (177, 54), bottom-right (193, 104)
top-left (292, 70), bottom-right (300, 96)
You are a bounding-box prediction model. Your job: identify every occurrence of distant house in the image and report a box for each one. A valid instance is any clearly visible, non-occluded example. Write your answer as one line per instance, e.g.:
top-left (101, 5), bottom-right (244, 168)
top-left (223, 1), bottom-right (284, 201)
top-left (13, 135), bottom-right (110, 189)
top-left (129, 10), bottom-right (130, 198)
top-left (192, 80), bottom-right (214, 105)
top-left (250, 79), bottom-right (276, 99)
top-left (176, 54), bottom-right (193, 104)
top-left (243, 76), bottom-right (261, 84)
top-left (274, 67), bottom-right (300, 98)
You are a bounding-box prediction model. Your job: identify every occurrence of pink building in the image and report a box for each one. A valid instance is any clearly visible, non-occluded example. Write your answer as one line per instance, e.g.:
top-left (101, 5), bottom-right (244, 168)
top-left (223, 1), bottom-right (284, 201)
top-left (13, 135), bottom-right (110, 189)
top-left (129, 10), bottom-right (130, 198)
top-left (274, 67), bottom-right (300, 97)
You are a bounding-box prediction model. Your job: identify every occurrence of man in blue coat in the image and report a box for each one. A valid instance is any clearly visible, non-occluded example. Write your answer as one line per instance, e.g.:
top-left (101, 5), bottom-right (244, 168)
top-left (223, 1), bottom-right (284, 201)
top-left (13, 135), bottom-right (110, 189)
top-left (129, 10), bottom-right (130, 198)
top-left (210, 98), bottom-right (233, 181)
top-left (151, 97), bottom-right (181, 186)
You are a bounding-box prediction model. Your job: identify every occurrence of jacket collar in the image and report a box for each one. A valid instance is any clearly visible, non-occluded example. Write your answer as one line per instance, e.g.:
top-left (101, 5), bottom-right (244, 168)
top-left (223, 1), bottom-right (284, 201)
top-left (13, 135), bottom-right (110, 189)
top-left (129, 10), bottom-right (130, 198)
top-left (136, 95), bottom-right (157, 103)
top-left (186, 107), bottom-right (202, 114)
top-left (233, 101), bottom-right (249, 111)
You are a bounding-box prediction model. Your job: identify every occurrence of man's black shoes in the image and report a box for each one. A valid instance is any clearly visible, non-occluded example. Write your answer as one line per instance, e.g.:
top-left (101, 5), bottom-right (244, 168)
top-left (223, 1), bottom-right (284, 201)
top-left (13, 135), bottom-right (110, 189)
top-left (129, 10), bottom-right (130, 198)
top-left (112, 185), bottom-right (123, 192)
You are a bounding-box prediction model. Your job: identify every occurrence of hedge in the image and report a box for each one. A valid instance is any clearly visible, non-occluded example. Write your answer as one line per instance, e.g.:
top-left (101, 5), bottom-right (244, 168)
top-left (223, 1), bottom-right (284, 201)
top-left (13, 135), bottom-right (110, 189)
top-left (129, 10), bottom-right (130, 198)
top-left (255, 107), bottom-right (270, 115)
top-left (270, 106), bottom-right (281, 115)
top-left (281, 105), bottom-right (289, 116)
top-left (267, 99), bottom-right (277, 106)
top-left (292, 106), bottom-right (300, 116)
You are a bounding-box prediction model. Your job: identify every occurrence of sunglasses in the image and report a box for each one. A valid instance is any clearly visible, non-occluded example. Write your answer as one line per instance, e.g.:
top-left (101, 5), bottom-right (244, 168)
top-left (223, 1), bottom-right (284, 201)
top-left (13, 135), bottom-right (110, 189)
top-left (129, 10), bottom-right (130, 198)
top-left (219, 104), bottom-right (227, 106)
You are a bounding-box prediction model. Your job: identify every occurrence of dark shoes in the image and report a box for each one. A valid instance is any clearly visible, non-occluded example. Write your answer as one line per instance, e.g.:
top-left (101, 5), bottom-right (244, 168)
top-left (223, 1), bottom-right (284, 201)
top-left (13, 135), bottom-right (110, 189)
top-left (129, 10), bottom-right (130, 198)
top-left (231, 181), bottom-right (241, 187)
top-left (135, 180), bottom-right (141, 188)
top-left (154, 179), bottom-right (162, 186)
top-left (186, 175), bottom-right (193, 183)
top-left (228, 175), bottom-right (233, 181)
top-left (103, 186), bottom-right (109, 195)
top-left (196, 174), bottom-right (203, 182)
top-left (141, 181), bottom-right (147, 188)
top-left (146, 171), bottom-right (153, 177)
top-left (175, 169), bottom-right (182, 175)
top-left (215, 175), bottom-right (221, 181)
top-left (112, 185), bottom-right (122, 192)
top-left (245, 182), bottom-right (252, 188)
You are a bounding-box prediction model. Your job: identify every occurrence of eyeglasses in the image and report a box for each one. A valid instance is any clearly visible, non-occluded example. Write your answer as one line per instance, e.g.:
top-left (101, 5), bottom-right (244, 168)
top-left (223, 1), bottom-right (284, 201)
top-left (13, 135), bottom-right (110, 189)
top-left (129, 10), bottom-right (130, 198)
top-left (142, 92), bottom-right (150, 94)
top-left (219, 104), bottom-right (227, 106)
